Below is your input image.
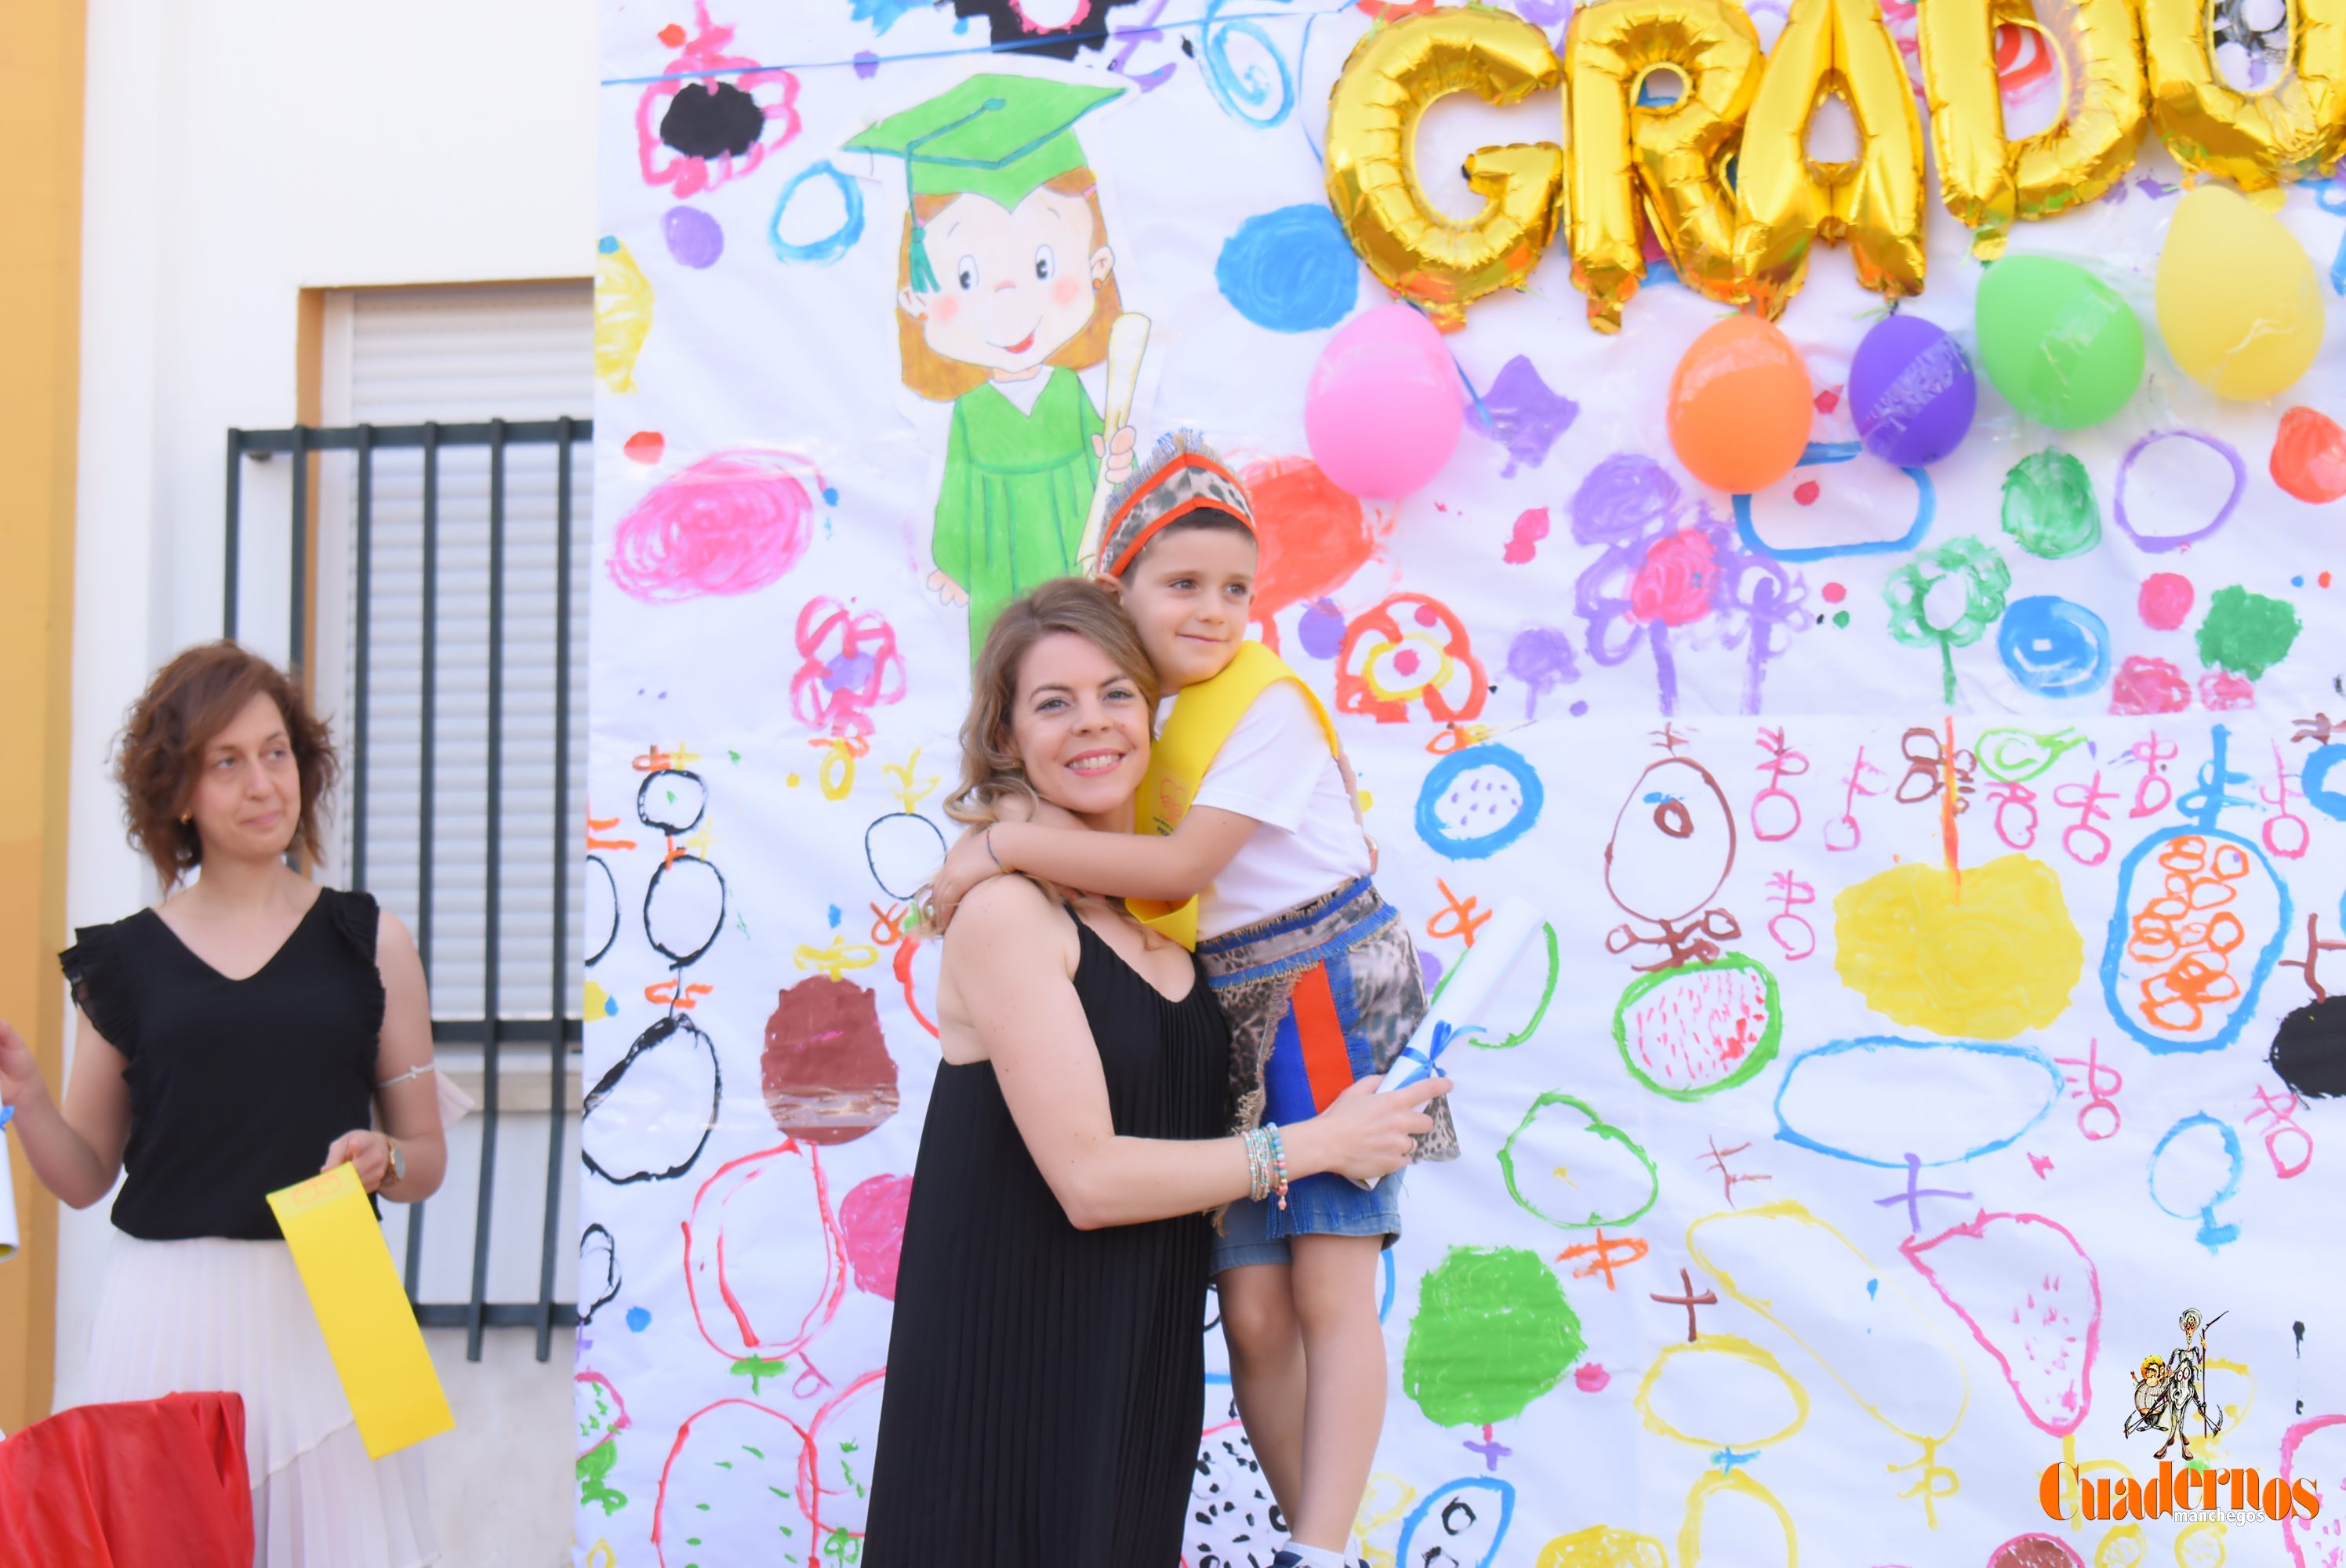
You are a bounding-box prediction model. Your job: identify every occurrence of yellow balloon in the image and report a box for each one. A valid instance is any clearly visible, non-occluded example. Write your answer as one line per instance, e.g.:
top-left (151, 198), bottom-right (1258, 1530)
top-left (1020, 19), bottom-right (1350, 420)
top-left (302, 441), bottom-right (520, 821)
top-left (1324, 5), bottom-right (1566, 332)
top-left (1732, 0), bottom-right (1927, 318)
top-left (2156, 183), bottom-right (2326, 398)
top-left (1918, 0), bottom-right (2147, 256)
top-left (2143, 0), bottom-right (2346, 187)
top-left (1567, 0), bottom-right (1763, 332)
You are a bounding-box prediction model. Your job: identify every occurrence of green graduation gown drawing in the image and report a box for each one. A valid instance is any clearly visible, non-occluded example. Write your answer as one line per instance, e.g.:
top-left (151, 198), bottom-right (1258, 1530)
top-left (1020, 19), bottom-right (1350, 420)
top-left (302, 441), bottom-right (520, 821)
top-left (933, 366), bottom-right (1103, 663)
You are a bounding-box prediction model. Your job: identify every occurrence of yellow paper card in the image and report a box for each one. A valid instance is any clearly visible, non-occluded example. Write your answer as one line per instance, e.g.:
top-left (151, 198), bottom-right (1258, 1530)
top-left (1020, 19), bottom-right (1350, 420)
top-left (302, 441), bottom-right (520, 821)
top-left (267, 1163), bottom-right (454, 1458)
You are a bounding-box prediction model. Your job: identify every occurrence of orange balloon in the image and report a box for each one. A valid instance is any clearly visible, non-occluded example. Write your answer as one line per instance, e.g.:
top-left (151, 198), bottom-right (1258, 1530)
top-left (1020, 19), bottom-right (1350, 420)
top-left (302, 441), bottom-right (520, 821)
top-left (1666, 315), bottom-right (1814, 492)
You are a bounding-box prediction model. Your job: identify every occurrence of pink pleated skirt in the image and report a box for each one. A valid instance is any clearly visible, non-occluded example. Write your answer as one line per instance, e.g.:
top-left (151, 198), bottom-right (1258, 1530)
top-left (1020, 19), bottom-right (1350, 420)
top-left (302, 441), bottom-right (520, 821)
top-left (73, 1233), bottom-right (441, 1568)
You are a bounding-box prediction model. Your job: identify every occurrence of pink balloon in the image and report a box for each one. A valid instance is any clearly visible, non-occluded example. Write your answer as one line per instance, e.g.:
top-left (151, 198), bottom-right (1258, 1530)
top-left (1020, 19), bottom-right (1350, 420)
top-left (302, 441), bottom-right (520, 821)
top-left (1303, 304), bottom-right (1464, 499)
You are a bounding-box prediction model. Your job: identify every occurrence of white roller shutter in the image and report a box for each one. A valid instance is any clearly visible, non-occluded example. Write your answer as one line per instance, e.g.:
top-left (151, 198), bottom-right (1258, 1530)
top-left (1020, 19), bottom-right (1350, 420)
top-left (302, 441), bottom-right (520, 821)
top-left (314, 281), bottom-right (594, 1031)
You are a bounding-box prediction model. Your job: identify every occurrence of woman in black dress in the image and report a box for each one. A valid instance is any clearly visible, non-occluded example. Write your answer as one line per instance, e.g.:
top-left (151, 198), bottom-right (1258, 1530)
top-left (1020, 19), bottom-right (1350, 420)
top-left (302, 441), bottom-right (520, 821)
top-left (862, 580), bottom-right (1444, 1566)
top-left (0, 642), bottom-right (446, 1566)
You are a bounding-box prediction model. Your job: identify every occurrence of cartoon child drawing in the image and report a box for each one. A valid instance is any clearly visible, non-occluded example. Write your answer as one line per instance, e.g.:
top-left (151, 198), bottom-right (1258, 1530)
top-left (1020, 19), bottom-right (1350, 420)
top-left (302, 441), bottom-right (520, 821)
top-left (849, 74), bottom-right (1140, 662)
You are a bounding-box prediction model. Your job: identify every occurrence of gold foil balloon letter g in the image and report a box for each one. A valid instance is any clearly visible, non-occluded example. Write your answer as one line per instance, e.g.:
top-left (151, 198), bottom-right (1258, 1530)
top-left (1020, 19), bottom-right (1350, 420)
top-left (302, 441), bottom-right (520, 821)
top-left (1324, 5), bottom-right (1566, 331)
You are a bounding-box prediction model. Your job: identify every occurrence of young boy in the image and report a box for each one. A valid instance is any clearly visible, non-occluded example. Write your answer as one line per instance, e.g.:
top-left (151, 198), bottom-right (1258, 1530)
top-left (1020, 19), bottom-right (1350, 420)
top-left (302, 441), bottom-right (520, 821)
top-left (929, 433), bottom-right (1457, 1568)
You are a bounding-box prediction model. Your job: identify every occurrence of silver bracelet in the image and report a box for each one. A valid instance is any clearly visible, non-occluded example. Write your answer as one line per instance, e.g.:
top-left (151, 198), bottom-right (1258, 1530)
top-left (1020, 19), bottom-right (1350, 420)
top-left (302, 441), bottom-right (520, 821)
top-left (377, 1062), bottom-right (437, 1089)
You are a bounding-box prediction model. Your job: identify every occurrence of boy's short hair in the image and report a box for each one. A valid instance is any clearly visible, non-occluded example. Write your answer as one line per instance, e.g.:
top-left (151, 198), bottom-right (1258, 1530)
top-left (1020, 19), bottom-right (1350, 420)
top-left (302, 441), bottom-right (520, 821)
top-left (1122, 506), bottom-right (1257, 572)
top-left (1099, 431), bottom-right (1255, 577)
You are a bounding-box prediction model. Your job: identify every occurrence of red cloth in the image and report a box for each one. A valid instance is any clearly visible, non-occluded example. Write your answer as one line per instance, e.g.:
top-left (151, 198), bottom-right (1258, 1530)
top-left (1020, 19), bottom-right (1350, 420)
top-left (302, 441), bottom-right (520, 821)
top-left (0, 1392), bottom-right (255, 1567)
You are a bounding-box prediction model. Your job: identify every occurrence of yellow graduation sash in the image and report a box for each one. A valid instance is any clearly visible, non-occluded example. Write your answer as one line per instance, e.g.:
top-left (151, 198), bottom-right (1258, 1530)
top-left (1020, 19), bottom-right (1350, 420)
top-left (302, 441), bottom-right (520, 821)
top-left (1129, 641), bottom-right (1339, 949)
top-left (267, 1163), bottom-right (455, 1459)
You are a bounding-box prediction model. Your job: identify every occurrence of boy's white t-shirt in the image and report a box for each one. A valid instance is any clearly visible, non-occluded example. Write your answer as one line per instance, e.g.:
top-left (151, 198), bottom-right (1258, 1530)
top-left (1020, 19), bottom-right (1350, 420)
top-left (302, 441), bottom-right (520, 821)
top-left (1181, 681), bottom-right (1373, 941)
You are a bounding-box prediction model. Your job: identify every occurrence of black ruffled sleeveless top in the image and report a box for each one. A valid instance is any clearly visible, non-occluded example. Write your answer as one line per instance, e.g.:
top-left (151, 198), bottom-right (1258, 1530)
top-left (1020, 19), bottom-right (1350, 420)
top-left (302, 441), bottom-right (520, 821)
top-left (58, 887), bottom-right (385, 1241)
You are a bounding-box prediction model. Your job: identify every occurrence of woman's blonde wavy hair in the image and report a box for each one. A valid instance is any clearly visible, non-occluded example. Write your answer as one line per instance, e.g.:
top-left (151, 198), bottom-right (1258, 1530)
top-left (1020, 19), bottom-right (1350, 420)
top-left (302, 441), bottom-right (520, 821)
top-left (944, 576), bottom-right (1160, 829)
top-left (915, 579), bottom-right (1158, 932)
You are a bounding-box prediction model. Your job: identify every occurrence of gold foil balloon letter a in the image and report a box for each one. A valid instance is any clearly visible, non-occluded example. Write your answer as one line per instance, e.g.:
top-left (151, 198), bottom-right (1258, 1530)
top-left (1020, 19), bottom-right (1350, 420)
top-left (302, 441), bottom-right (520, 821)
top-left (1324, 5), bottom-right (1566, 331)
top-left (1733, 0), bottom-right (1927, 318)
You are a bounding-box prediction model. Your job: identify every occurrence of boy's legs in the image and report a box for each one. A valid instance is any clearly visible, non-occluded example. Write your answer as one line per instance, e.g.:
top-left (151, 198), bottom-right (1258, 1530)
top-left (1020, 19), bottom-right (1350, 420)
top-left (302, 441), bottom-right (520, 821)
top-left (1287, 1232), bottom-right (1385, 1554)
top-left (1218, 1261), bottom-right (1308, 1518)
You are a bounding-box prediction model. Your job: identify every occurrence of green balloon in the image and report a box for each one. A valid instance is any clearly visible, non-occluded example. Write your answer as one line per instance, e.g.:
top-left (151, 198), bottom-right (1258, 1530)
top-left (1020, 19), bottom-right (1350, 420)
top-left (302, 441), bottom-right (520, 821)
top-left (1975, 256), bottom-right (2144, 430)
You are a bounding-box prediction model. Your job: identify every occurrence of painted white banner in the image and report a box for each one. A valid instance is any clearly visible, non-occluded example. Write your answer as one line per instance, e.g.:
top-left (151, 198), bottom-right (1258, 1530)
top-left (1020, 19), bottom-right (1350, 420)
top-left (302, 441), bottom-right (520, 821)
top-left (583, 6), bottom-right (2346, 1566)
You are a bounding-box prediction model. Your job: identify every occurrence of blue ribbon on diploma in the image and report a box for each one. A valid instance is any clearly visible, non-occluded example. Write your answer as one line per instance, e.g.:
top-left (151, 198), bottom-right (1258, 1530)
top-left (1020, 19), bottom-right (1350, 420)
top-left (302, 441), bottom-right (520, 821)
top-left (1388, 1020), bottom-right (1476, 1090)
top-left (0, 1105), bottom-right (13, 1131)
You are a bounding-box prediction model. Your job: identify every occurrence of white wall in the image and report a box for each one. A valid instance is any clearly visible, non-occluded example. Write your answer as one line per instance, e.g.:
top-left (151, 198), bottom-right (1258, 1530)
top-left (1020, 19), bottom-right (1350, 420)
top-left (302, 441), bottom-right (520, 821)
top-left (67, 3), bottom-right (596, 1562)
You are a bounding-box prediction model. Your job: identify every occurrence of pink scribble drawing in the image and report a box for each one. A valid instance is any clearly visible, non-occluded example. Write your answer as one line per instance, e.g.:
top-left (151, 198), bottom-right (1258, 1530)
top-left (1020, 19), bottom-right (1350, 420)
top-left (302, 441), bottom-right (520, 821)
top-left (1502, 506), bottom-right (1550, 565)
top-left (681, 1141), bottom-right (847, 1382)
top-left (654, 1398), bottom-right (812, 1568)
top-left (2110, 655), bottom-right (2192, 715)
top-left (839, 1172), bottom-right (913, 1299)
top-left (2201, 669), bottom-right (2257, 711)
top-left (2246, 1082), bottom-right (2314, 1178)
top-left (1751, 728), bottom-right (1807, 841)
top-left (635, 3), bottom-right (801, 198)
top-left (1901, 1210), bottom-right (2101, 1438)
top-left (608, 449), bottom-right (822, 604)
top-left (799, 1367), bottom-right (887, 1546)
top-left (792, 597), bottom-right (908, 741)
top-left (2280, 1413), bottom-right (2346, 1567)
top-left (576, 1370), bottom-right (631, 1458)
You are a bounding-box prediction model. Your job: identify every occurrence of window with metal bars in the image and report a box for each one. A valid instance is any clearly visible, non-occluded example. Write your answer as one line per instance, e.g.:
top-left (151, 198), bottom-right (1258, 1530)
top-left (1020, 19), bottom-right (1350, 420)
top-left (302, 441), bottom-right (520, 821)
top-left (223, 280), bottom-right (593, 1360)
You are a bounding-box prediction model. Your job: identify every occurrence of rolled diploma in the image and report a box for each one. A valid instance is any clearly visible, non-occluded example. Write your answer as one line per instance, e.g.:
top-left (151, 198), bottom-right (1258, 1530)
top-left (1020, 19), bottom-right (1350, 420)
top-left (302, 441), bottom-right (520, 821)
top-left (1381, 896), bottom-right (1547, 1092)
top-left (0, 1117), bottom-right (20, 1261)
top-left (1353, 897), bottom-right (1549, 1188)
top-left (1073, 313), bottom-right (1152, 574)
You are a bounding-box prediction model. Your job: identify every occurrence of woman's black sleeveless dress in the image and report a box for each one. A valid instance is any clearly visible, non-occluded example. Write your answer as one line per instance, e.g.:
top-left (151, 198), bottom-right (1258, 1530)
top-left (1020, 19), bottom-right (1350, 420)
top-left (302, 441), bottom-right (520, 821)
top-left (862, 910), bottom-right (1230, 1566)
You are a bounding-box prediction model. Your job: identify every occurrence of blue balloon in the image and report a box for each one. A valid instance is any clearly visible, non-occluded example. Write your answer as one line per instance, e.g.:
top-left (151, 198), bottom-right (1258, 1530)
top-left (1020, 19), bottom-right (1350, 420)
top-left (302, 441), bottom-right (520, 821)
top-left (1998, 594), bottom-right (2110, 698)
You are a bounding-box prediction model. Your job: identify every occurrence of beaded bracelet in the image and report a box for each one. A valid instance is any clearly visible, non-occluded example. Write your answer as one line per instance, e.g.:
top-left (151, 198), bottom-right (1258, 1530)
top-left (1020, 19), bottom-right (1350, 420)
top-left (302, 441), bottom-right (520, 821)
top-left (1265, 1123), bottom-right (1291, 1211)
top-left (1240, 1127), bottom-right (1276, 1204)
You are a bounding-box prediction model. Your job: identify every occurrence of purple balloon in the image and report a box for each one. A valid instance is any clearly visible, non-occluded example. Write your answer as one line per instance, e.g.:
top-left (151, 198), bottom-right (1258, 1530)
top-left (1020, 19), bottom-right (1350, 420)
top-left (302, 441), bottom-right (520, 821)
top-left (1850, 314), bottom-right (1976, 467)
top-left (663, 205), bottom-right (724, 270)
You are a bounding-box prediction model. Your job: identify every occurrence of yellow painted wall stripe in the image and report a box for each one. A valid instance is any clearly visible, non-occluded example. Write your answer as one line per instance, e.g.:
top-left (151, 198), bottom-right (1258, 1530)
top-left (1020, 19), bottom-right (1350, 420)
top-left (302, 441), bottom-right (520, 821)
top-left (0, 0), bottom-right (85, 1433)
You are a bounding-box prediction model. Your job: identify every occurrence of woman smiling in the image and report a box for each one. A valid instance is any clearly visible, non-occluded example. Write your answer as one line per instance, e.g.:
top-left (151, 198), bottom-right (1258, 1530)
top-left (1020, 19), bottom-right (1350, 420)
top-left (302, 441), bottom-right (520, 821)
top-left (860, 580), bottom-right (1444, 1566)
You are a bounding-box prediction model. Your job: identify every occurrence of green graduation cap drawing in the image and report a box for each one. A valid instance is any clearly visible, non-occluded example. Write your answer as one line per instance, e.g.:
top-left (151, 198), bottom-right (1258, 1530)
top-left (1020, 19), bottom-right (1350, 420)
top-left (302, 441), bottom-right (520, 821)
top-left (846, 73), bottom-right (1123, 293)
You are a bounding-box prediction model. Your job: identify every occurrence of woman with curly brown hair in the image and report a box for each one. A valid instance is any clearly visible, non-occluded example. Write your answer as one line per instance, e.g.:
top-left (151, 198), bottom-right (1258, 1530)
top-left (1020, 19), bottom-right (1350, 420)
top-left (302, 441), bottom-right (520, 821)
top-left (0, 641), bottom-right (444, 1566)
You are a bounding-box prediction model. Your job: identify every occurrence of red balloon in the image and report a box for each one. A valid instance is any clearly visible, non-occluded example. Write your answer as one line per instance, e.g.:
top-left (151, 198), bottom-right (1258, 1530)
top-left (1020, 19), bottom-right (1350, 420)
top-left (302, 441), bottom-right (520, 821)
top-left (2272, 405), bottom-right (2346, 504)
